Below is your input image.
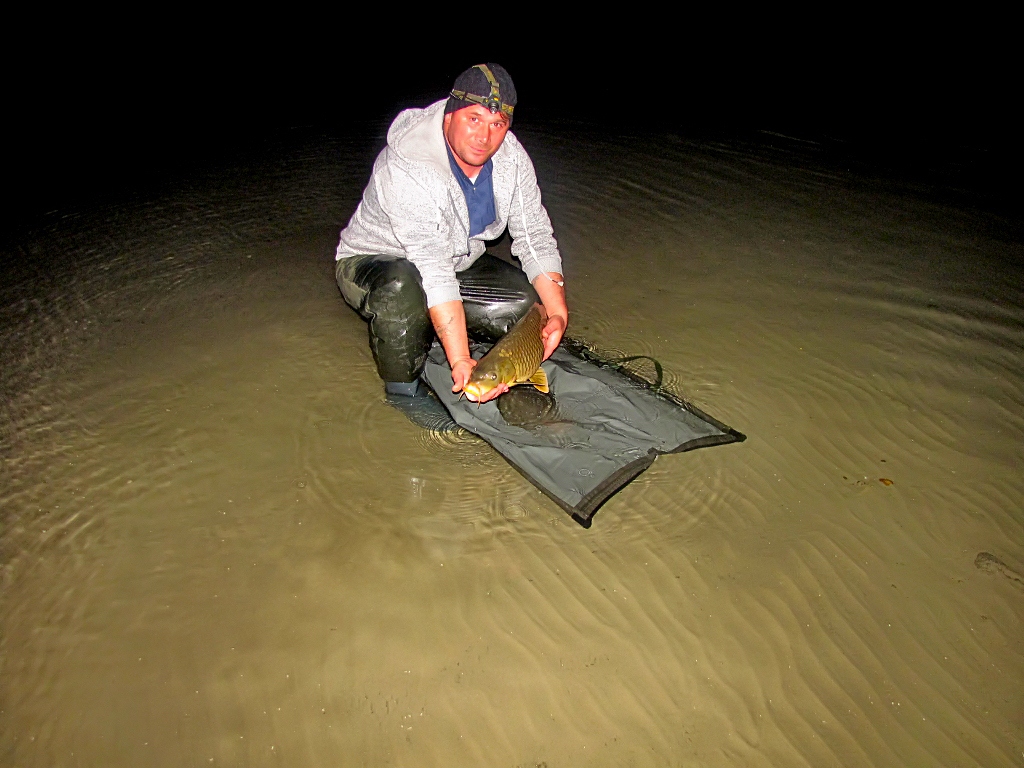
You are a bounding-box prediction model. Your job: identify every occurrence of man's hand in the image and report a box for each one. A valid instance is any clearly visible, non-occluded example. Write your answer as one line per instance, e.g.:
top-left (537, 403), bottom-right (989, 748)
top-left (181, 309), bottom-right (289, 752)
top-left (532, 272), bottom-right (568, 361)
top-left (429, 300), bottom-right (478, 396)
top-left (540, 313), bottom-right (566, 360)
top-left (452, 355), bottom-right (508, 403)
top-left (449, 357), bottom-right (476, 395)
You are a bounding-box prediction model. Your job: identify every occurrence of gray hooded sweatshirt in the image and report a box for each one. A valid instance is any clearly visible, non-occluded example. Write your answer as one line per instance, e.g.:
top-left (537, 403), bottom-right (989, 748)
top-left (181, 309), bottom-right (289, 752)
top-left (335, 100), bottom-right (563, 308)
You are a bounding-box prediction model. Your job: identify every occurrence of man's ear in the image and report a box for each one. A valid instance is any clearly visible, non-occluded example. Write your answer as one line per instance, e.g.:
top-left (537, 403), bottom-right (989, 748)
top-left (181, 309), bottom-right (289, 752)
top-left (442, 113), bottom-right (452, 132)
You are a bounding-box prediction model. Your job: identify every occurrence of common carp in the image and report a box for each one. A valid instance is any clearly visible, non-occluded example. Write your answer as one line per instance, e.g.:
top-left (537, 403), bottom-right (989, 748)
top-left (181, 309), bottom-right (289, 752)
top-left (464, 305), bottom-right (549, 401)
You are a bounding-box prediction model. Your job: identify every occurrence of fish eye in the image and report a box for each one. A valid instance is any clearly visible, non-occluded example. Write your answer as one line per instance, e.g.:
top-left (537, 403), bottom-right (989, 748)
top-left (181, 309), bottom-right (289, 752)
top-left (487, 372), bottom-right (496, 380)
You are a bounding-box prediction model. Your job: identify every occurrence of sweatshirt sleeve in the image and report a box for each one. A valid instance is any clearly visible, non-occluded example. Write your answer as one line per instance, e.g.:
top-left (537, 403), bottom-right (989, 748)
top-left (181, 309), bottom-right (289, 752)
top-left (376, 162), bottom-right (464, 308)
top-left (507, 148), bottom-right (563, 282)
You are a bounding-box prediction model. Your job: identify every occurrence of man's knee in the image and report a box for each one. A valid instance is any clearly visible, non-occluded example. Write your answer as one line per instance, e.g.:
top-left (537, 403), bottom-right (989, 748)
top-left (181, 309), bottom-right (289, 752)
top-left (459, 256), bottom-right (538, 340)
top-left (359, 260), bottom-right (427, 323)
top-left (466, 298), bottom-right (534, 341)
top-left (374, 260), bottom-right (422, 299)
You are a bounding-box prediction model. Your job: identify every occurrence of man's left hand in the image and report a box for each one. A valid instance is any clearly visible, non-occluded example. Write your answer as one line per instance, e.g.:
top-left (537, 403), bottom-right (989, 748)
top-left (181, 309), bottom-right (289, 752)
top-left (532, 272), bottom-right (567, 362)
top-left (540, 313), bottom-right (567, 361)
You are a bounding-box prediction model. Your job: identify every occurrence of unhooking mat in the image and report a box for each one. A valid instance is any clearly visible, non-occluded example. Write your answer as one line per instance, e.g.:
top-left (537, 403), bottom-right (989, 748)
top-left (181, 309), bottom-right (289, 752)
top-left (421, 340), bottom-right (745, 527)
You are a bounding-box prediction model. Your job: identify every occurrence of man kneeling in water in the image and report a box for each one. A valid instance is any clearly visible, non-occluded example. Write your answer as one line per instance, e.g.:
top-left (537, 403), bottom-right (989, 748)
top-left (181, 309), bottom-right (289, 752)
top-left (334, 63), bottom-right (568, 422)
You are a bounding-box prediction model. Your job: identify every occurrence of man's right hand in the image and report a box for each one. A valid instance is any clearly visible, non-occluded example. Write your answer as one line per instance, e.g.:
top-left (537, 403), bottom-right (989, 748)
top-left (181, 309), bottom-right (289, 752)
top-left (453, 357), bottom-right (509, 403)
top-left (429, 300), bottom-right (475, 395)
top-left (449, 357), bottom-right (477, 395)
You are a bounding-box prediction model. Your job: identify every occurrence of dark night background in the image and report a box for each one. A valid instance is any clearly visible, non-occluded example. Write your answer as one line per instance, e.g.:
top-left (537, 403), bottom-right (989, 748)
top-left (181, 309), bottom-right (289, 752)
top-left (4, 24), bottom-right (1018, 240)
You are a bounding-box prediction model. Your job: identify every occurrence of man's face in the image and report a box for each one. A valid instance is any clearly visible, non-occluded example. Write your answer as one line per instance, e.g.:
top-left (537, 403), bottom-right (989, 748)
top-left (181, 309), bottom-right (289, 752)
top-left (443, 104), bottom-right (511, 173)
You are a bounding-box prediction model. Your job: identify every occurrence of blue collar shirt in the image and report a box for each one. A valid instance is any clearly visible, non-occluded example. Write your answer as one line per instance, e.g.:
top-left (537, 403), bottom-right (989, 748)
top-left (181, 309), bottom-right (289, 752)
top-left (446, 142), bottom-right (497, 238)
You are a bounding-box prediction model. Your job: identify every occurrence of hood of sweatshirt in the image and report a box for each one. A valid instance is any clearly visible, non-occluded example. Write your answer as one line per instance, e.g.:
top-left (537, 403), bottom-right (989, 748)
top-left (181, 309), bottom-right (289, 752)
top-left (386, 100), bottom-right (453, 177)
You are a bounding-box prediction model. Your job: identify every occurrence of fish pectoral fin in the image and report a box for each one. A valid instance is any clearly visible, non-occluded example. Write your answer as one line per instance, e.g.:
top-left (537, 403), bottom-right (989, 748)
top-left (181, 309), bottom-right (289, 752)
top-left (526, 368), bottom-right (549, 393)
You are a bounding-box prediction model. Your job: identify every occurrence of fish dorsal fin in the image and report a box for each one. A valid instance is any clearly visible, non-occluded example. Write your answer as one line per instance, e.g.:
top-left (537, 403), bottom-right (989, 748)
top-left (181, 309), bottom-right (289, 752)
top-left (526, 367), bottom-right (549, 393)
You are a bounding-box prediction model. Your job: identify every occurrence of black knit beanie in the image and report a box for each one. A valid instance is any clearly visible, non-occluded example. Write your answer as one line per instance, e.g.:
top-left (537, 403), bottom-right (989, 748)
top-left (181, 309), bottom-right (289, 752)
top-left (444, 63), bottom-right (517, 123)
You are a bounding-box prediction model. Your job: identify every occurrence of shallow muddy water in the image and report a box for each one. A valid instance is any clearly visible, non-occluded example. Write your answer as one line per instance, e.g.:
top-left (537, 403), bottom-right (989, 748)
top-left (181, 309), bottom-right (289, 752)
top-left (1, 121), bottom-right (1022, 766)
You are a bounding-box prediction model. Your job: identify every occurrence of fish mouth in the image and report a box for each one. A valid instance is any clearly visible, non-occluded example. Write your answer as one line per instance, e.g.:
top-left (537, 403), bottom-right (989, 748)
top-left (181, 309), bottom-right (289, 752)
top-left (464, 380), bottom-right (506, 402)
top-left (463, 384), bottom-right (486, 401)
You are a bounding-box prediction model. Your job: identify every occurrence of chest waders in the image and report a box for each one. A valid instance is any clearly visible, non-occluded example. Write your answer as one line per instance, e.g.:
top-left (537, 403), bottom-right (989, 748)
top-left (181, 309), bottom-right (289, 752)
top-left (336, 252), bottom-right (539, 385)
